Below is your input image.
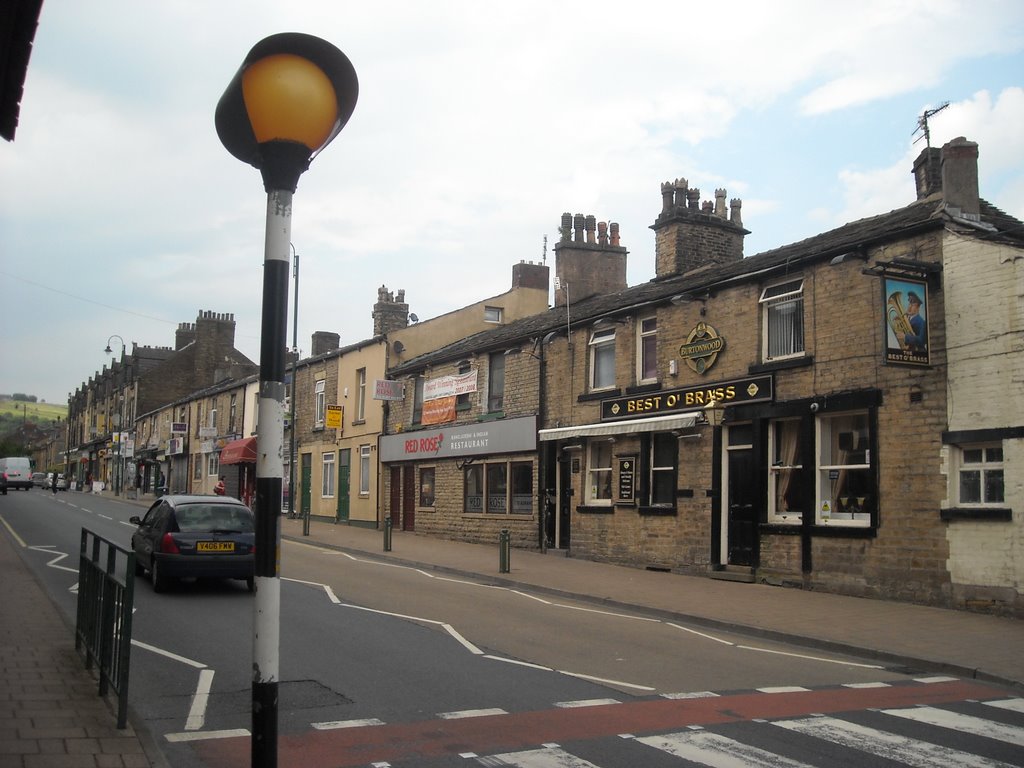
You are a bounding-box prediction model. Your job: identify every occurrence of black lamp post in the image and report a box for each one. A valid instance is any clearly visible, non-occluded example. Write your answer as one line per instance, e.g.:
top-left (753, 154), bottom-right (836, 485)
top-left (705, 398), bottom-right (725, 567)
top-left (216, 33), bottom-right (357, 768)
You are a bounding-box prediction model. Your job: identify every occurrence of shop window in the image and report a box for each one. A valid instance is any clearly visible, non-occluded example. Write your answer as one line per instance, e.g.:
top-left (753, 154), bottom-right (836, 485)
top-left (589, 328), bottom-right (616, 390)
top-left (817, 411), bottom-right (873, 526)
top-left (488, 352), bottom-right (505, 413)
top-left (587, 440), bottom-right (613, 504)
top-left (463, 460), bottom-right (533, 514)
top-left (322, 452), bottom-right (335, 498)
top-left (638, 317), bottom-right (658, 383)
top-left (760, 279), bottom-right (804, 361)
top-left (769, 419), bottom-right (804, 523)
top-left (359, 445), bottom-right (371, 495)
top-left (314, 379), bottom-right (326, 427)
top-left (419, 467), bottom-right (435, 507)
top-left (957, 444), bottom-right (1004, 506)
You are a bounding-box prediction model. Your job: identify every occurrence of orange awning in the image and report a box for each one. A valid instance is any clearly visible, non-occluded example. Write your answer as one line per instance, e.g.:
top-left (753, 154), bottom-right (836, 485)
top-left (219, 436), bottom-right (257, 465)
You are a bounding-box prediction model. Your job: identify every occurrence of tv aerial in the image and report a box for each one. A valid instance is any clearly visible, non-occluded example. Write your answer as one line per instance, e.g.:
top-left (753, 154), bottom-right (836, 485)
top-left (913, 101), bottom-right (949, 148)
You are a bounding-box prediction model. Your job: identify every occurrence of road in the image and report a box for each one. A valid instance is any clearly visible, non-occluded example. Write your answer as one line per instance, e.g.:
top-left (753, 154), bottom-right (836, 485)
top-left (2, 489), bottom-right (1023, 767)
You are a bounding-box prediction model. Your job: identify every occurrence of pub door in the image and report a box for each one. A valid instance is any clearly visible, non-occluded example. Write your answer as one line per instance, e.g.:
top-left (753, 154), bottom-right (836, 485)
top-left (402, 465), bottom-right (416, 531)
top-left (725, 424), bottom-right (757, 567)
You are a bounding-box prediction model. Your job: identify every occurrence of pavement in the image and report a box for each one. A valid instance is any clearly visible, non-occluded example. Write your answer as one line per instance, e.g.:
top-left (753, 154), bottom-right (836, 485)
top-left (2, 489), bottom-right (1022, 767)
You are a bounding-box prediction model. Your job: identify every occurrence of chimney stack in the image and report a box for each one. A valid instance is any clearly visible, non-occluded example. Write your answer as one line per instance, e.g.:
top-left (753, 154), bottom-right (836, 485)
top-left (650, 178), bottom-right (748, 279)
top-left (311, 331), bottom-right (340, 356)
top-left (372, 285), bottom-right (410, 335)
top-left (553, 213), bottom-right (628, 307)
top-left (941, 137), bottom-right (980, 219)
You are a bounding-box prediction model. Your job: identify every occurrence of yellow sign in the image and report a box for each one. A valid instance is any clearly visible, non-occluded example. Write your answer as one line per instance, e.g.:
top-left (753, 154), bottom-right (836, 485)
top-left (326, 404), bottom-right (343, 430)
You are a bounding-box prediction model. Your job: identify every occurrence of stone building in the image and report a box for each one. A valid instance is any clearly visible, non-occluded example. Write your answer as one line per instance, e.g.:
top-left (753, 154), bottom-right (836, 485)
top-left (377, 137), bottom-right (1024, 615)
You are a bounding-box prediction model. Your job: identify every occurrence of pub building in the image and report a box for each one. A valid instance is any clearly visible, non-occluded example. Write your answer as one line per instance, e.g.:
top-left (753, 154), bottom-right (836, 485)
top-left (380, 139), bottom-right (1023, 614)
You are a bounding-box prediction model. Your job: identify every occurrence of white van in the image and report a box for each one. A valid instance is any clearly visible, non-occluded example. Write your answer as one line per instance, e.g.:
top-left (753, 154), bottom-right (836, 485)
top-left (0, 457), bottom-right (33, 493)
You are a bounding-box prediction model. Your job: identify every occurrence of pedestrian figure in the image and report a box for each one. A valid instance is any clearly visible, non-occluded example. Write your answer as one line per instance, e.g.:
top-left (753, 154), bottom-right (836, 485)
top-left (215, 476), bottom-right (226, 496)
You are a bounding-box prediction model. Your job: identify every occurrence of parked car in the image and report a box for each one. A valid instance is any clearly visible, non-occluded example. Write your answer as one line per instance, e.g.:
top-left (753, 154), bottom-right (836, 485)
top-left (129, 494), bottom-right (255, 593)
top-left (31, 472), bottom-right (47, 487)
top-left (0, 457), bottom-right (33, 494)
top-left (55, 475), bottom-right (67, 490)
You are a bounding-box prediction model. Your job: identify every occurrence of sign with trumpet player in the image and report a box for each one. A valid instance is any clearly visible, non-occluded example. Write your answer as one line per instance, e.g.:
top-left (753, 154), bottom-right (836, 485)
top-left (884, 277), bottom-right (930, 366)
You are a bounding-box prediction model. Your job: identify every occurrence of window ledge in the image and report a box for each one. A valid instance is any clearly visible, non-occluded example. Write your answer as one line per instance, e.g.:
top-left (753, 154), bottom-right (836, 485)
top-left (577, 504), bottom-right (614, 514)
top-left (638, 505), bottom-right (677, 516)
top-left (810, 524), bottom-right (877, 538)
top-left (940, 507), bottom-right (1012, 521)
top-left (749, 356), bottom-right (813, 374)
top-left (761, 522), bottom-right (802, 533)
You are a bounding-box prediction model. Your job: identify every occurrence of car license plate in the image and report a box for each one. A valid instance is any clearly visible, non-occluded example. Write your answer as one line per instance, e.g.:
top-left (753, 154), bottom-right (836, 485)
top-left (197, 541), bottom-right (235, 552)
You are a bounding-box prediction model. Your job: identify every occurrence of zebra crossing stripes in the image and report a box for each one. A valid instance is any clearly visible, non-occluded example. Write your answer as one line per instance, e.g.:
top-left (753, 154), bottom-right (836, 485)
top-left (469, 700), bottom-right (1024, 767)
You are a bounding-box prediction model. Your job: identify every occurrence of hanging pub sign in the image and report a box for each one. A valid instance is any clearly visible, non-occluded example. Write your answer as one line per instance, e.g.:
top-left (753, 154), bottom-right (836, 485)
top-left (884, 277), bottom-right (930, 366)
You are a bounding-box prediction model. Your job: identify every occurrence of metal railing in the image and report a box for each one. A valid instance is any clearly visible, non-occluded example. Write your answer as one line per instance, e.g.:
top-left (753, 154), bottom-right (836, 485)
top-left (75, 529), bottom-right (135, 728)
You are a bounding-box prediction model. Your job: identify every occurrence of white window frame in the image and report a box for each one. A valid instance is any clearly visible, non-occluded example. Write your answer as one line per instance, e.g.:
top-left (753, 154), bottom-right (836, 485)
top-left (355, 368), bottom-right (366, 422)
top-left (359, 445), bottom-right (371, 495)
top-left (207, 453), bottom-right (219, 477)
top-left (484, 306), bottom-right (503, 323)
top-left (322, 451), bottom-right (336, 498)
top-left (314, 379), bottom-right (326, 427)
top-left (956, 443), bottom-right (1005, 506)
top-left (760, 279), bottom-right (805, 361)
top-left (587, 440), bottom-right (614, 505)
top-left (768, 418), bottom-right (803, 523)
top-left (637, 316), bottom-right (658, 383)
top-left (589, 328), bottom-right (616, 391)
top-left (816, 411), bottom-right (872, 527)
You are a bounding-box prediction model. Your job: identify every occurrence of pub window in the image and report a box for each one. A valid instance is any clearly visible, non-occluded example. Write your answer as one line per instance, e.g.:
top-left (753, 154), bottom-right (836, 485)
top-left (488, 352), bottom-right (505, 413)
top-left (589, 328), bottom-right (616, 391)
top-left (760, 279), bottom-right (805, 361)
top-left (638, 316), bottom-right (658, 383)
top-left (314, 379), bottom-right (326, 427)
top-left (587, 440), bottom-right (613, 504)
top-left (647, 432), bottom-right (677, 506)
top-left (817, 411), bottom-right (873, 526)
top-left (769, 418), bottom-right (804, 523)
top-left (419, 467), bottom-right (435, 507)
top-left (229, 394), bottom-right (237, 433)
top-left (957, 444), bottom-right (1004, 506)
top-left (322, 451), bottom-right (335, 498)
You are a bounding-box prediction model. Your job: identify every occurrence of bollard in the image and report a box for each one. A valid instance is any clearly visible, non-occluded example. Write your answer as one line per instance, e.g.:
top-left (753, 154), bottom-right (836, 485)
top-left (383, 516), bottom-right (392, 552)
top-left (498, 529), bottom-right (511, 573)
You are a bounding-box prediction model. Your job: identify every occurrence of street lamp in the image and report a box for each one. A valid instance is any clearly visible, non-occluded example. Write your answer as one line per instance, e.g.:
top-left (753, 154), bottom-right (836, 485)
top-left (216, 33), bottom-right (357, 768)
top-left (105, 335), bottom-right (126, 496)
top-left (288, 242), bottom-right (299, 525)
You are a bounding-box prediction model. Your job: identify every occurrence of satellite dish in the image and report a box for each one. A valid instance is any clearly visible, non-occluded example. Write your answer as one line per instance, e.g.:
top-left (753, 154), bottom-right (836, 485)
top-left (393, 340), bottom-right (405, 353)
top-left (409, 313), bottom-right (419, 323)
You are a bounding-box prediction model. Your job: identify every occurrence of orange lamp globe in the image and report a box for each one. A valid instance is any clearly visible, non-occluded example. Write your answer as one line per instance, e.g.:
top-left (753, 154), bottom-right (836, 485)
top-left (242, 54), bottom-right (339, 151)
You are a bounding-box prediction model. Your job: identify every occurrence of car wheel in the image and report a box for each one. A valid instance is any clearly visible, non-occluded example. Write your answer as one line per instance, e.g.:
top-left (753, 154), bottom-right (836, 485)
top-left (246, 575), bottom-right (255, 593)
top-left (152, 560), bottom-right (170, 593)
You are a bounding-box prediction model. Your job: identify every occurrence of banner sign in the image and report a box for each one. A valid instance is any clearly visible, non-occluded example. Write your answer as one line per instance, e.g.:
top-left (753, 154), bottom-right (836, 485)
top-left (424, 370), bottom-right (478, 401)
top-left (422, 396), bottom-right (456, 426)
top-left (374, 379), bottom-right (405, 401)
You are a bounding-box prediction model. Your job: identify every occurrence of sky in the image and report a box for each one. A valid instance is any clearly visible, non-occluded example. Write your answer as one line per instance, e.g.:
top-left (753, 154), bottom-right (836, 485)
top-left (1, 0), bottom-right (1022, 406)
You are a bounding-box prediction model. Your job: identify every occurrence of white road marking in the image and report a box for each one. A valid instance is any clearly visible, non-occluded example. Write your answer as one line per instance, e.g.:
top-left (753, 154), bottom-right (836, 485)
top-left (638, 729), bottom-right (814, 767)
top-left (132, 639), bottom-right (207, 669)
top-left (661, 690), bottom-right (720, 699)
top-left (882, 705), bottom-right (1024, 746)
top-left (985, 698), bottom-right (1024, 714)
top-left (737, 644), bottom-right (884, 669)
top-left (774, 714), bottom-right (1017, 767)
top-left (29, 545), bottom-right (79, 573)
top-left (483, 655), bottom-right (552, 671)
top-left (443, 623), bottom-right (484, 655)
top-left (312, 718), bottom-right (385, 730)
top-left (666, 622), bottom-right (735, 645)
top-left (843, 681), bottom-right (891, 688)
top-left (558, 671), bottom-right (656, 691)
top-left (554, 698), bottom-right (620, 708)
top-left (475, 746), bottom-right (600, 766)
top-left (756, 685), bottom-right (811, 693)
top-left (439, 708), bottom-right (508, 719)
top-left (185, 668), bottom-right (215, 731)
top-left (165, 728), bottom-right (249, 742)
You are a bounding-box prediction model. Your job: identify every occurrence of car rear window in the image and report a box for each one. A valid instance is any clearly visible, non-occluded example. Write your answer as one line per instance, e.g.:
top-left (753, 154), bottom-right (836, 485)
top-left (173, 504), bottom-right (254, 533)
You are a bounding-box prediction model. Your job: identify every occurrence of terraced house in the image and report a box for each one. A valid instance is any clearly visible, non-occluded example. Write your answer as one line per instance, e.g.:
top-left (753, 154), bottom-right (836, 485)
top-left (379, 137), bottom-right (1023, 616)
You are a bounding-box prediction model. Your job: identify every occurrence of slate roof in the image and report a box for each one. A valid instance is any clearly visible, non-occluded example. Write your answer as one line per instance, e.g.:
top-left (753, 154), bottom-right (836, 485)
top-left (0, 0), bottom-right (43, 141)
top-left (390, 194), bottom-right (1024, 376)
